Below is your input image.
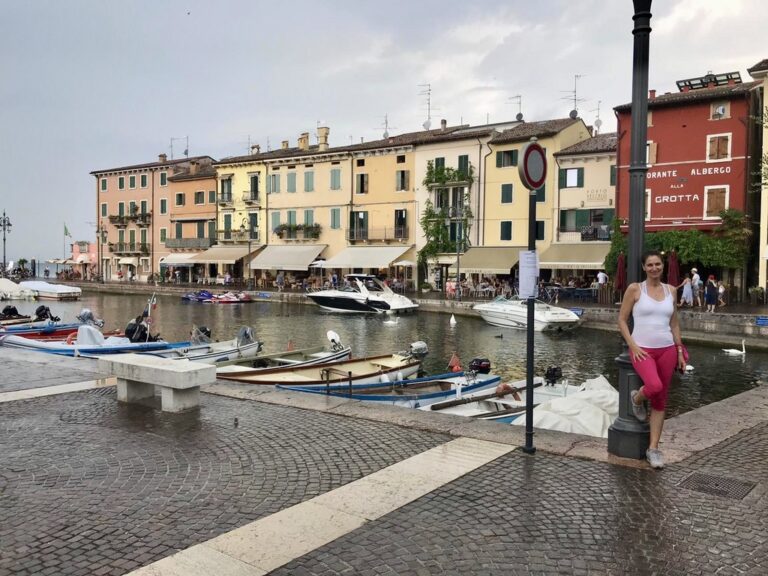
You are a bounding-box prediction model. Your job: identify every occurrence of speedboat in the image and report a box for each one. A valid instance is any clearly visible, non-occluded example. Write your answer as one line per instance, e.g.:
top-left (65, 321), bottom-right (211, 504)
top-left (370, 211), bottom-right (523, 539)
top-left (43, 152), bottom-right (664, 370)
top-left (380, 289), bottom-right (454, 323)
top-left (306, 274), bottom-right (418, 314)
top-left (181, 290), bottom-right (214, 302)
top-left (203, 291), bottom-right (252, 304)
top-left (473, 296), bottom-right (580, 331)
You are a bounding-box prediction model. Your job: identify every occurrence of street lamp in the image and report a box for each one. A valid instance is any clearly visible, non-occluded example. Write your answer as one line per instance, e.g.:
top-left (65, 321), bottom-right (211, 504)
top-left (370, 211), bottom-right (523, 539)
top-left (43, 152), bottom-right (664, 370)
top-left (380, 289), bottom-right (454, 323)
top-left (445, 205), bottom-right (464, 301)
top-left (1, 211), bottom-right (11, 276)
top-left (240, 218), bottom-right (253, 289)
top-left (97, 223), bottom-right (108, 283)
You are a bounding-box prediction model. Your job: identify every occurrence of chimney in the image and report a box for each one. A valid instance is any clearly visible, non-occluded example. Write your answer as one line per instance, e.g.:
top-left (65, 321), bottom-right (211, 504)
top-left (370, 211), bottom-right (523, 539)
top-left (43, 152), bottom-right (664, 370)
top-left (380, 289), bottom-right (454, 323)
top-left (251, 144), bottom-right (261, 155)
top-left (649, 89), bottom-right (656, 99)
top-left (158, 153), bottom-right (167, 163)
top-left (189, 161), bottom-right (198, 175)
top-left (298, 132), bottom-right (310, 150)
top-left (317, 126), bottom-right (330, 151)
top-left (441, 119), bottom-right (447, 130)
top-left (281, 140), bottom-right (289, 150)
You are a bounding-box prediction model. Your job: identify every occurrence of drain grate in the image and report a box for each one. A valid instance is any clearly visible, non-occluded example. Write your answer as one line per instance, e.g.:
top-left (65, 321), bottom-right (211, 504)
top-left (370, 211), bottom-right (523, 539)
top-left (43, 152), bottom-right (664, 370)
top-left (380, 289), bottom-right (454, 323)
top-left (677, 472), bottom-right (756, 500)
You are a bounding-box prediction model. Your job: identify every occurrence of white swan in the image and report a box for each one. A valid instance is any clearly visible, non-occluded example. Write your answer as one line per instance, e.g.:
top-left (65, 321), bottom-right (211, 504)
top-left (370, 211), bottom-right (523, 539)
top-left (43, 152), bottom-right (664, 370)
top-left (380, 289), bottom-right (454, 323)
top-left (383, 317), bottom-right (399, 325)
top-left (722, 339), bottom-right (746, 356)
top-left (449, 314), bottom-right (457, 326)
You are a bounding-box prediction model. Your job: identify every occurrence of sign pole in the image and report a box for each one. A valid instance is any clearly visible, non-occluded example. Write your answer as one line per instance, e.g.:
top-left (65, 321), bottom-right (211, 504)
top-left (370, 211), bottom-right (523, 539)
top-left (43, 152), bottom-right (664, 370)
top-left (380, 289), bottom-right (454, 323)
top-left (518, 137), bottom-right (547, 455)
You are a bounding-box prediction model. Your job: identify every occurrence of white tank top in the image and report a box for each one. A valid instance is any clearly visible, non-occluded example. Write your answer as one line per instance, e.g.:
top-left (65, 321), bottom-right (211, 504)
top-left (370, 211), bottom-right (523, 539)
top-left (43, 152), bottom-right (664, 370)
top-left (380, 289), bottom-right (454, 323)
top-left (631, 281), bottom-right (674, 348)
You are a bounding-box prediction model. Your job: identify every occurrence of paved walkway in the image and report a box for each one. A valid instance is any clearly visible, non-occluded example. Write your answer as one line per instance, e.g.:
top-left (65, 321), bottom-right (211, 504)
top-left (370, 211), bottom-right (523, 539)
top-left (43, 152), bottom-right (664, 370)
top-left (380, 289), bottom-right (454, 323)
top-left (0, 347), bottom-right (766, 575)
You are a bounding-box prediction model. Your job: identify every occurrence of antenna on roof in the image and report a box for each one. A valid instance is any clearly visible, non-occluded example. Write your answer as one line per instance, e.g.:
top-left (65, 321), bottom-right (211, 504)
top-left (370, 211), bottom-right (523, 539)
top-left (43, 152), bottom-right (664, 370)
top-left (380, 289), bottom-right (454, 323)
top-left (266, 137), bottom-right (271, 152)
top-left (169, 136), bottom-right (189, 160)
top-left (418, 83), bottom-right (433, 130)
top-left (560, 74), bottom-right (586, 116)
top-left (508, 94), bottom-right (523, 121)
top-left (379, 113), bottom-right (397, 138)
top-left (590, 101), bottom-right (603, 134)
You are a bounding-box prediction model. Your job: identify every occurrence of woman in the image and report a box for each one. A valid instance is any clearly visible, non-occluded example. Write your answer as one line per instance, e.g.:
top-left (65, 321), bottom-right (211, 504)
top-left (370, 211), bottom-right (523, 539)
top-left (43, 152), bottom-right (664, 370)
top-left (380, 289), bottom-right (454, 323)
top-left (705, 275), bottom-right (718, 313)
top-left (677, 276), bottom-right (693, 307)
top-left (717, 281), bottom-right (727, 307)
top-left (618, 250), bottom-right (686, 469)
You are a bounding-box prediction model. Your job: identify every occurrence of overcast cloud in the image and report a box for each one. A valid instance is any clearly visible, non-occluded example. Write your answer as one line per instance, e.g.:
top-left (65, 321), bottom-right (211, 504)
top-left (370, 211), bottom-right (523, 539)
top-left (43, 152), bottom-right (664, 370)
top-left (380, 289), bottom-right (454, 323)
top-left (0, 0), bottom-right (765, 262)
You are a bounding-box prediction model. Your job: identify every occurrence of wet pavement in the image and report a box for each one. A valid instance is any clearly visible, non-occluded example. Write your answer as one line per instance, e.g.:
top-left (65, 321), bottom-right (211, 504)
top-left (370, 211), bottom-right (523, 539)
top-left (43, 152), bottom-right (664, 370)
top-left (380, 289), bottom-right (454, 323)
top-left (0, 346), bottom-right (766, 575)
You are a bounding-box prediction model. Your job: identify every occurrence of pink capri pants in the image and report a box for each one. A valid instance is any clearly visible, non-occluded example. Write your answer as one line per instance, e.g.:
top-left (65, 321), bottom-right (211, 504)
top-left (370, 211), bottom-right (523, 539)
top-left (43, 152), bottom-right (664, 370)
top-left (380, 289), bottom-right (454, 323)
top-left (631, 345), bottom-right (677, 411)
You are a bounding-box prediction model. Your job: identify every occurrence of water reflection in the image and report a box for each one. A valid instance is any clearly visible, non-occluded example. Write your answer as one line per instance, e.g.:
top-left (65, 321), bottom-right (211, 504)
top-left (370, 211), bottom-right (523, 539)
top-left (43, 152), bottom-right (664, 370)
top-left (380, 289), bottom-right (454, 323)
top-left (9, 295), bottom-right (765, 414)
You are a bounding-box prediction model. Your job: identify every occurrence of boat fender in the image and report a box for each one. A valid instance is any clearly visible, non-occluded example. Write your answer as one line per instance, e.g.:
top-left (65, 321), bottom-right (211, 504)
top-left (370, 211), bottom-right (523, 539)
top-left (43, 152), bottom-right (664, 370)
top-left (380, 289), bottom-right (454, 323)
top-left (66, 333), bottom-right (77, 345)
top-left (451, 364), bottom-right (462, 373)
top-left (380, 373), bottom-right (391, 384)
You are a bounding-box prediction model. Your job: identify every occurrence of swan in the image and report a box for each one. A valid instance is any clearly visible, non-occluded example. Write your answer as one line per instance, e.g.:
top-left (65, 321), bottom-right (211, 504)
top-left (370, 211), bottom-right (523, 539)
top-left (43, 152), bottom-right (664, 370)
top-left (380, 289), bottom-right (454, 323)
top-left (383, 317), bottom-right (399, 325)
top-left (722, 339), bottom-right (746, 356)
top-left (449, 314), bottom-right (457, 326)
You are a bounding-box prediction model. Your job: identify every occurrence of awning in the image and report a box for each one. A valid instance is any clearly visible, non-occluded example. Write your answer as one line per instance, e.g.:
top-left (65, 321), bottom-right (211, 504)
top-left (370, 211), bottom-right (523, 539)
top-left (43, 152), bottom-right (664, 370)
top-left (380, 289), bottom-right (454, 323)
top-left (159, 253), bottom-right (200, 267)
top-left (76, 254), bottom-right (90, 264)
top-left (189, 244), bottom-right (262, 264)
top-left (250, 245), bottom-right (326, 271)
top-left (538, 243), bottom-right (611, 270)
top-left (321, 246), bottom-right (412, 269)
top-left (392, 259), bottom-right (416, 267)
top-left (448, 247), bottom-right (525, 274)
top-left (118, 257), bottom-right (139, 266)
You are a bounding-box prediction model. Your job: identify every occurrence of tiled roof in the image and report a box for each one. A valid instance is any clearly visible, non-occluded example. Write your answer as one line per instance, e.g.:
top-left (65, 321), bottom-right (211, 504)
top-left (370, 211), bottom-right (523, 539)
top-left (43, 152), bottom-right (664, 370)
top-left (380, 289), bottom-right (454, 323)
top-left (90, 155), bottom-right (215, 175)
top-left (168, 166), bottom-right (218, 182)
top-left (555, 132), bottom-right (617, 156)
top-left (488, 118), bottom-right (580, 144)
top-left (614, 81), bottom-right (758, 111)
top-left (748, 59), bottom-right (768, 75)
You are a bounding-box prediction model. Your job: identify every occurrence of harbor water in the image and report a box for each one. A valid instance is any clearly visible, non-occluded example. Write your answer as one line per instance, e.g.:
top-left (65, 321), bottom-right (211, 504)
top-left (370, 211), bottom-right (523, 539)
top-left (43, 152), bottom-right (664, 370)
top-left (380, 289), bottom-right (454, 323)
top-left (9, 293), bottom-right (767, 416)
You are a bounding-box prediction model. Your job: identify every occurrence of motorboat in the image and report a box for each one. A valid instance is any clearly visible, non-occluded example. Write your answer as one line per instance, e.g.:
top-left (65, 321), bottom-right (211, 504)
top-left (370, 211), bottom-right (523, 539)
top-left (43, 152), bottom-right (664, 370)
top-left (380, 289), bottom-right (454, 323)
top-left (19, 281), bottom-right (82, 301)
top-left (473, 296), bottom-right (580, 331)
top-left (181, 290), bottom-right (214, 302)
top-left (0, 279), bottom-right (36, 300)
top-left (0, 306), bottom-right (102, 340)
top-left (202, 291), bottom-right (252, 304)
top-left (279, 371), bottom-right (501, 408)
top-left (306, 274), bottom-right (418, 314)
top-left (216, 331), bottom-right (351, 374)
top-left (142, 326), bottom-right (263, 364)
top-left (217, 340), bottom-right (428, 385)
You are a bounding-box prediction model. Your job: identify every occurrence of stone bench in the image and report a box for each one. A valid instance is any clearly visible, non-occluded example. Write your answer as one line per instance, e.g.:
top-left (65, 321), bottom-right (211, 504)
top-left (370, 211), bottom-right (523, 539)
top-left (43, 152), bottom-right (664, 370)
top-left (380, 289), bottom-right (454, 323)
top-left (98, 353), bottom-right (216, 412)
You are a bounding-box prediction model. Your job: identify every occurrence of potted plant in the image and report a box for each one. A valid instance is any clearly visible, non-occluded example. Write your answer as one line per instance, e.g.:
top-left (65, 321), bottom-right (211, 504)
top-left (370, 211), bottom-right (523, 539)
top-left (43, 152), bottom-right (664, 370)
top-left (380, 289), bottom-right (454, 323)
top-left (419, 281), bottom-right (433, 294)
top-left (748, 286), bottom-right (765, 305)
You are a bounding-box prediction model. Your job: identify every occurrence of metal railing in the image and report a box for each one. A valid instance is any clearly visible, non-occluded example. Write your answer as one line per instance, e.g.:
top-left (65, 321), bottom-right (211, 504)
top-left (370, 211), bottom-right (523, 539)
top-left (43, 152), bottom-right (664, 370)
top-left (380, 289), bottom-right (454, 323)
top-left (109, 242), bottom-right (151, 254)
top-left (558, 226), bottom-right (612, 242)
top-left (242, 191), bottom-right (261, 204)
top-left (345, 226), bottom-right (409, 242)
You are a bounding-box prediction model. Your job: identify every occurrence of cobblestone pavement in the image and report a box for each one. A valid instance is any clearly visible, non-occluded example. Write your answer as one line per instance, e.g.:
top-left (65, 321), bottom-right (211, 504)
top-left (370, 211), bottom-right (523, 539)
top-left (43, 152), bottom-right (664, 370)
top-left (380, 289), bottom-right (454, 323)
top-left (0, 351), bottom-right (107, 393)
top-left (0, 389), bottom-right (448, 576)
top-left (275, 423), bottom-right (768, 576)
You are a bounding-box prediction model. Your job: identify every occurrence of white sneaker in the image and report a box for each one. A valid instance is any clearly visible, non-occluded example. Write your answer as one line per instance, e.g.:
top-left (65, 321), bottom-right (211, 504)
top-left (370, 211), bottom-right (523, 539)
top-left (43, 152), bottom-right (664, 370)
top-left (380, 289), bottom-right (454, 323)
top-left (646, 448), bottom-right (664, 469)
top-left (630, 390), bottom-right (648, 422)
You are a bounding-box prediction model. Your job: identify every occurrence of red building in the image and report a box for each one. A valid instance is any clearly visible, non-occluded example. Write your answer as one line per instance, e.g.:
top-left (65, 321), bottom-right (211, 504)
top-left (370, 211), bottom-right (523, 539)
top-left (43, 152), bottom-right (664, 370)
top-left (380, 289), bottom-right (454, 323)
top-left (615, 72), bottom-right (760, 232)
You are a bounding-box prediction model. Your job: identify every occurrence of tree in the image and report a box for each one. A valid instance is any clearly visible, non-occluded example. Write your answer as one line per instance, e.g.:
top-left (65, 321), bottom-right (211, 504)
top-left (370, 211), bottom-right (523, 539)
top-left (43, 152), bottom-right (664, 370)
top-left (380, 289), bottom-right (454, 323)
top-left (17, 258), bottom-right (28, 270)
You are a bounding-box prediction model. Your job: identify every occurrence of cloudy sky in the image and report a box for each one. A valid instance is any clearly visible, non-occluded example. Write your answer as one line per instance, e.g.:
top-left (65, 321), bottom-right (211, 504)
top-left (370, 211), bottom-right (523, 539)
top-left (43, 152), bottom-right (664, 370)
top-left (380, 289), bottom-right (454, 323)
top-left (0, 0), bottom-right (765, 263)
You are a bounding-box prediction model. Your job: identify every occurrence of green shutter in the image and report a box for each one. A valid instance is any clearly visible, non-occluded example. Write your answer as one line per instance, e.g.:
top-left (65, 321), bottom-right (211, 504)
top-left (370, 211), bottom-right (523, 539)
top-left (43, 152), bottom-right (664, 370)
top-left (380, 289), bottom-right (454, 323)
top-left (304, 172), bottom-right (314, 192)
top-left (603, 208), bottom-right (615, 224)
top-left (435, 157), bottom-right (445, 169)
top-left (511, 150), bottom-right (518, 166)
top-left (500, 221), bottom-right (512, 241)
top-left (559, 169), bottom-right (567, 189)
top-left (160, 199), bottom-right (167, 214)
top-left (197, 222), bottom-right (204, 238)
top-left (101, 204), bottom-right (107, 217)
top-left (575, 209), bottom-right (590, 227)
top-left (287, 210), bottom-right (296, 226)
top-left (458, 155), bottom-right (469, 176)
top-left (304, 210), bottom-right (313, 226)
top-left (501, 184), bottom-right (513, 203)
top-left (118, 203), bottom-right (125, 216)
top-left (175, 222), bottom-right (182, 239)
top-left (496, 151), bottom-right (502, 168)
top-left (610, 165), bottom-right (617, 186)
top-left (271, 211), bottom-right (280, 231)
top-left (577, 168), bottom-right (584, 187)
top-left (208, 221), bottom-right (215, 239)
top-left (160, 228), bottom-right (166, 242)
top-left (287, 172), bottom-right (296, 193)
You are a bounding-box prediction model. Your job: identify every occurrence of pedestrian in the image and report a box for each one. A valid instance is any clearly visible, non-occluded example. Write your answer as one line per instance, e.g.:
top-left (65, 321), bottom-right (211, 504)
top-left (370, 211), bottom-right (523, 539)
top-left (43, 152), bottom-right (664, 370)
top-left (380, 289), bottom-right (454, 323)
top-left (597, 270), bottom-right (608, 285)
top-left (678, 276), bottom-right (693, 307)
top-left (705, 275), bottom-right (718, 313)
top-left (331, 272), bottom-right (338, 289)
top-left (174, 269), bottom-right (181, 284)
top-left (44, 266), bottom-right (50, 279)
top-left (717, 281), bottom-right (727, 307)
top-left (618, 250), bottom-right (687, 469)
top-left (690, 268), bottom-right (702, 308)
top-left (276, 271), bottom-right (285, 292)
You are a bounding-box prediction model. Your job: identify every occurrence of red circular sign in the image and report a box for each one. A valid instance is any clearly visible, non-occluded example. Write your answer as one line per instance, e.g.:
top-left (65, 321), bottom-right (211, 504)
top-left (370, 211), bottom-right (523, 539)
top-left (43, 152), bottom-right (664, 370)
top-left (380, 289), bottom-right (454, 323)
top-left (518, 142), bottom-right (547, 190)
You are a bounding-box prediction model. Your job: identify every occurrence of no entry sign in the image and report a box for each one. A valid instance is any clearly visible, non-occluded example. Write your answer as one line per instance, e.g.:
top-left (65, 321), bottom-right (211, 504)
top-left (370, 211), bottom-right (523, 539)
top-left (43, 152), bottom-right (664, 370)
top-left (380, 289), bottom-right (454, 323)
top-left (518, 141), bottom-right (547, 190)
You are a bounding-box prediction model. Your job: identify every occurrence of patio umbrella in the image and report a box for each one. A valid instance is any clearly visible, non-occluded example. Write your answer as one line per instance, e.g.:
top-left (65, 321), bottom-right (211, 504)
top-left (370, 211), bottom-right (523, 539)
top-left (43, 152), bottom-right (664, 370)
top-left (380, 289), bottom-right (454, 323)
top-left (614, 252), bottom-right (627, 297)
top-left (666, 250), bottom-right (680, 289)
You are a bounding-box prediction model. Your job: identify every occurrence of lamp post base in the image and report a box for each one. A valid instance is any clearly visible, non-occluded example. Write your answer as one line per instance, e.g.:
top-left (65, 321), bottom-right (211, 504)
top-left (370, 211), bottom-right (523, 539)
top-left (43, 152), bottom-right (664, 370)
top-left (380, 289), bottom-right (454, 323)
top-left (607, 350), bottom-right (650, 459)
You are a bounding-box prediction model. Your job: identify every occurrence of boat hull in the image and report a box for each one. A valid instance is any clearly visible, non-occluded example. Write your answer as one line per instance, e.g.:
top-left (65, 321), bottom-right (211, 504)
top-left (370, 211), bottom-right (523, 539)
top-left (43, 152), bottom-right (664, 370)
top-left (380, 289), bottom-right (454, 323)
top-left (216, 346), bottom-right (352, 374)
top-left (474, 299), bottom-right (580, 332)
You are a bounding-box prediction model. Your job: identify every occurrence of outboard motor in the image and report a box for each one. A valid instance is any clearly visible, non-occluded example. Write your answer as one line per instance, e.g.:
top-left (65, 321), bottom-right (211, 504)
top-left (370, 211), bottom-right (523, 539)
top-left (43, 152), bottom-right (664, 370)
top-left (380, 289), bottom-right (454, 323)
top-left (76, 308), bottom-right (105, 328)
top-left (408, 341), bottom-right (429, 359)
top-left (544, 366), bottom-right (563, 386)
top-left (190, 325), bottom-right (212, 345)
top-left (34, 305), bottom-right (60, 322)
top-left (468, 358), bottom-right (491, 374)
top-left (236, 326), bottom-right (257, 347)
top-left (198, 326), bottom-right (212, 339)
top-left (1, 305), bottom-right (19, 318)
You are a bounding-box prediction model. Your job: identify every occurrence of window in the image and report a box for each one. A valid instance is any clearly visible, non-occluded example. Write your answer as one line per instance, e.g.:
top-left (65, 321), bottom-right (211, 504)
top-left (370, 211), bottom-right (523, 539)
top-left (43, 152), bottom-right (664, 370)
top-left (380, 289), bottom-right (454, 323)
top-left (195, 191), bottom-right (205, 204)
top-left (247, 213), bottom-right (258, 238)
top-left (100, 178), bottom-right (107, 192)
top-left (118, 202), bottom-right (125, 216)
top-left (356, 173), bottom-right (368, 194)
top-left (271, 211), bottom-right (280, 233)
top-left (268, 173), bottom-right (280, 193)
top-left (287, 172), bottom-right (297, 193)
top-left (140, 174), bottom-right (148, 188)
top-left (175, 192), bottom-right (185, 206)
top-left (160, 198), bottom-right (168, 215)
top-left (356, 158), bottom-right (365, 167)
top-left (646, 141), bottom-right (658, 165)
top-left (160, 228), bottom-right (167, 242)
top-left (175, 222), bottom-right (183, 239)
top-left (140, 228), bottom-right (147, 246)
top-left (101, 203), bottom-right (107, 217)
top-left (710, 101), bottom-right (730, 120)
top-left (500, 221), bottom-right (512, 241)
top-left (249, 174), bottom-right (260, 197)
top-left (458, 155), bottom-right (469, 177)
top-left (223, 214), bottom-right (232, 240)
top-left (208, 220), bottom-right (216, 239)
top-left (536, 185), bottom-right (546, 203)
top-left (160, 172), bottom-right (167, 186)
top-left (434, 157), bottom-right (445, 169)
top-left (196, 221), bottom-right (205, 238)
top-left (118, 176), bottom-right (125, 190)
top-left (330, 208), bottom-right (341, 229)
top-left (118, 229), bottom-right (125, 244)
top-left (287, 210), bottom-right (296, 239)
top-left (397, 155), bottom-right (406, 164)
top-left (128, 229), bottom-right (136, 246)
top-left (304, 209), bottom-right (314, 226)
top-left (501, 184), bottom-right (513, 203)
top-left (304, 171), bottom-right (314, 192)
top-left (330, 168), bottom-right (341, 190)
top-left (610, 165), bottom-right (617, 186)
top-left (707, 134), bottom-right (731, 161)
top-left (394, 209), bottom-right (407, 238)
top-left (349, 210), bottom-right (368, 240)
top-left (395, 170), bottom-right (409, 191)
top-left (129, 175), bottom-right (136, 189)
top-left (496, 150), bottom-right (518, 168)
top-left (221, 178), bottom-right (232, 199)
top-left (559, 168), bottom-right (584, 188)
top-left (140, 200), bottom-right (147, 215)
top-left (704, 186), bottom-right (728, 219)
top-left (536, 221), bottom-right (545, 241)
top-left (129, 201), bottom-right (136, 215)
top-left (208, 190), bottom-right (216, 203)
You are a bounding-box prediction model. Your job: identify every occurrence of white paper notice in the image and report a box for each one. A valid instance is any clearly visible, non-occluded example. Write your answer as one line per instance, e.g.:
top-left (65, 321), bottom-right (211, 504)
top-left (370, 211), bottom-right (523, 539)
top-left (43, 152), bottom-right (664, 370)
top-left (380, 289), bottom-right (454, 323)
top-left (518, 250), bottom-right (539, 299)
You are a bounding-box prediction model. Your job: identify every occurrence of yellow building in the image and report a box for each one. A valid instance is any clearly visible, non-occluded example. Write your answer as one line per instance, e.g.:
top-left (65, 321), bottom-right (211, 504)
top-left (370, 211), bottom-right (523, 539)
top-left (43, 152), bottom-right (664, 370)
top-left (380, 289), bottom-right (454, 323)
top-left (749, 60), bottom-right (768, 288)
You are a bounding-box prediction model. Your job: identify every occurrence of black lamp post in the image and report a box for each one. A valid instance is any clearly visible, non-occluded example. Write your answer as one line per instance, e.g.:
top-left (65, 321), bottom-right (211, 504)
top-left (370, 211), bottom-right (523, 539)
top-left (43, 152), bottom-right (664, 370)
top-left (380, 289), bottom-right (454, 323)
top-left (607, 0), bottom-right (652, 459)
top-left (97, 224), bottom-right (107, 283)
top-left (1, 210), bottom-right (11, 276)
top-left (240, 218), bottom-right (253, 289)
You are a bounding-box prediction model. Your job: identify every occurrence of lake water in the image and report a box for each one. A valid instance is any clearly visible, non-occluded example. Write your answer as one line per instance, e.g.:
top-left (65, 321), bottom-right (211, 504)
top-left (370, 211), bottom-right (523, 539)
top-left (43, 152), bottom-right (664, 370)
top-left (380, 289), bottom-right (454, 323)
top-left (10, 293), bottom-right (767, 416)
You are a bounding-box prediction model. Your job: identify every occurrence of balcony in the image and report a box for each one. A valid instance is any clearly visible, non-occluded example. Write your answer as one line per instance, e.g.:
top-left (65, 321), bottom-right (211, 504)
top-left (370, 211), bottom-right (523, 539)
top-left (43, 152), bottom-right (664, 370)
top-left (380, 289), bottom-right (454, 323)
top-left (242, 191), bottom-right (261, 205)
top-left (127, 211), bottom-right (152, 226)
top-left (165, 237), bottom-right (216, 249)
top-left (218, 193), bottom-right (234, 207)
top-left (109, 242), bottom-right (151, 255)
top-left (108, 215), bottom-right (128, 227)
top-left (346, 226), bottom-right (409, 243)
top-left (273, 224), bottom-right (321, 241)
top-left (217, 229), bottom-right (260, 243)
top-left (558, 225), bottom-right (612, 243)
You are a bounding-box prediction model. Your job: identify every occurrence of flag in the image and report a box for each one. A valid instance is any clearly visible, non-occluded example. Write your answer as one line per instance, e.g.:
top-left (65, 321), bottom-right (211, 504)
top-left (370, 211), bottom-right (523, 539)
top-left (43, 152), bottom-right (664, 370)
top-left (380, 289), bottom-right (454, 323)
top-left (64, 223), bottom-right (72, 237)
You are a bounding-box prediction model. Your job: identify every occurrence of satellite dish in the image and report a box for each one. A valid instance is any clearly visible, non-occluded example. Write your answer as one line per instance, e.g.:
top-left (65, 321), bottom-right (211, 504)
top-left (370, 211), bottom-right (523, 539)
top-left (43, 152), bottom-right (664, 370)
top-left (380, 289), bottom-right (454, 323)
top-left (595, 118), bottom-right (603, 128)
top-left (383, 130), bottom-right (389, 138)
top-left (516, 113), bottom-right (524, 121)
top-left (422, 120), bottom-right (432, 130)
top-left (569, 109), bottom-right (578, 119)
top-left (326, 330), bottom-right (341, 344)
